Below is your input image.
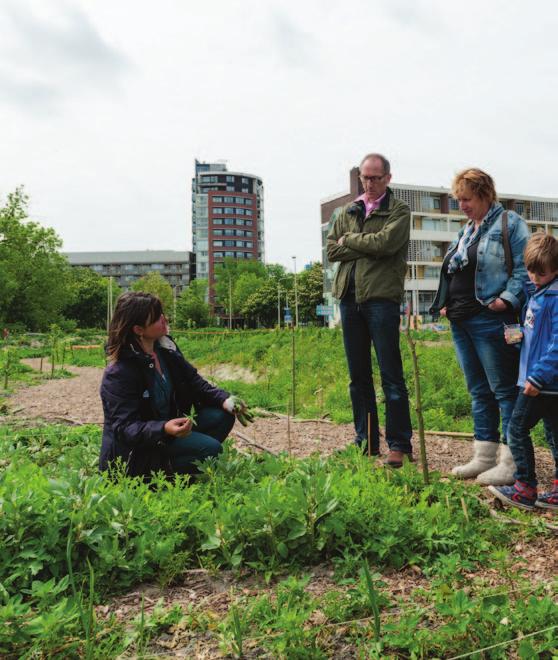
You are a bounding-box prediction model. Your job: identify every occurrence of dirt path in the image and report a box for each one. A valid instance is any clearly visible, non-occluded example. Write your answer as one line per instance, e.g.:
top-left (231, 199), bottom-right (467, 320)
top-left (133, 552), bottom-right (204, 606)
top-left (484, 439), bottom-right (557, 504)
top-left (4, 361), bottom-right (557, 486)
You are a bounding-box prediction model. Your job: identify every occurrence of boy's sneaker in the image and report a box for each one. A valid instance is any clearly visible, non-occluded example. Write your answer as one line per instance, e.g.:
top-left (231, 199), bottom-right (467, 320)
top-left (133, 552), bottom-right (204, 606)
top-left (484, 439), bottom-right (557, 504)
top-left (535, 480), bottom-right (558, 510)
top-left (488, 481), bottom-right (537, 511)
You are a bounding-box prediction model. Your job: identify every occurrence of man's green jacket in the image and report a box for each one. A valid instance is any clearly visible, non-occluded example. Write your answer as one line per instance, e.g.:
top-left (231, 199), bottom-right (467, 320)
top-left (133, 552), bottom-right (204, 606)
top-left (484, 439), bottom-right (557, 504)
top-left (326, 188), bottom-right (410, 304)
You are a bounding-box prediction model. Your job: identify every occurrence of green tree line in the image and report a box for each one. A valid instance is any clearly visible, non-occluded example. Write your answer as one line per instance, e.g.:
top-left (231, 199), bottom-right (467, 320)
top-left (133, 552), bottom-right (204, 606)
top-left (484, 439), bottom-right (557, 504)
top-left (0, 188), bottom-right (324, 330)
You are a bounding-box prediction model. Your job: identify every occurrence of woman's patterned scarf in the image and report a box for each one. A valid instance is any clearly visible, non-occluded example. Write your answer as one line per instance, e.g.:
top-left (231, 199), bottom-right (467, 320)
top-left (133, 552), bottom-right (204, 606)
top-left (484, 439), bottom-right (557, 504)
top-left (447, 221), bottom-right (480, 274)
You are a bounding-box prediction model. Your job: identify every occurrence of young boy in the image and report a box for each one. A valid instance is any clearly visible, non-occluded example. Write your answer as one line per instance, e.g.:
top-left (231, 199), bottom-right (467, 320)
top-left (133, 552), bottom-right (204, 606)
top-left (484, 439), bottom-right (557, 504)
top-left (489, 233), bottom-right (558, 510)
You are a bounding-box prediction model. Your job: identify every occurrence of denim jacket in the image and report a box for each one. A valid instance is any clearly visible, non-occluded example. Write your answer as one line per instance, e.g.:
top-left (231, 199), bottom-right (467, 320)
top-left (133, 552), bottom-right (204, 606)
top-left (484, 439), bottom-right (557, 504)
top-left (430, 203), bottom-right (529, 316)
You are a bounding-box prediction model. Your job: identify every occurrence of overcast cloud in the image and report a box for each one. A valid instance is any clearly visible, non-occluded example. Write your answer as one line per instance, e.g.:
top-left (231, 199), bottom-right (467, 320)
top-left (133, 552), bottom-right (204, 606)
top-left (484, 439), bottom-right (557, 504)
top-left (1, 0), bottom-right (558, 269)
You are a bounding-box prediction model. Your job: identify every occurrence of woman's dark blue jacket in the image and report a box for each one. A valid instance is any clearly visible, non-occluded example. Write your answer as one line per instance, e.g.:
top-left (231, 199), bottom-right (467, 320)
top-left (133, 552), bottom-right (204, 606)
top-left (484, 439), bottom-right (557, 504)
top-left (99, 336), bottom-right (229, 477)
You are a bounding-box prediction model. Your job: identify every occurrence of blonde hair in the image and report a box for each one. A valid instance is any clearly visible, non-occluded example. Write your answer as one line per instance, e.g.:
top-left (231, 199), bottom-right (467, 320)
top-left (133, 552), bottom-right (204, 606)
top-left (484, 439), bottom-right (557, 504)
top-left (452, 168), bottom-right (497, 205)
top-left (524, 232), bottom-right (558, 275)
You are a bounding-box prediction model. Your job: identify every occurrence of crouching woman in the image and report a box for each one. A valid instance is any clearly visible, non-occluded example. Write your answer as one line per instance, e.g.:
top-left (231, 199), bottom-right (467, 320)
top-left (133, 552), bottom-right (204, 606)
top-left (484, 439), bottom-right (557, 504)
top-left (100, 291), bottom-right (240, 479)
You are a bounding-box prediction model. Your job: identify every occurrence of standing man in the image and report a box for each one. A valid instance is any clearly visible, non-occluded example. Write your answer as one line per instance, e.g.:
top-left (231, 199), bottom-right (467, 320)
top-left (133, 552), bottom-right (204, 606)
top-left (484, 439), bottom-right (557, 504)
top-left (327, 153), bottom-right (413, 467)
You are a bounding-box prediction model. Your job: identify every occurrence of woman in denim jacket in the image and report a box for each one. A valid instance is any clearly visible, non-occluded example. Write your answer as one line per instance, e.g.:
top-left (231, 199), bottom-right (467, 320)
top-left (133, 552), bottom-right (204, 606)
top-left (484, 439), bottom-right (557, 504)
top-left (430, 168), bottom-right (529, 485)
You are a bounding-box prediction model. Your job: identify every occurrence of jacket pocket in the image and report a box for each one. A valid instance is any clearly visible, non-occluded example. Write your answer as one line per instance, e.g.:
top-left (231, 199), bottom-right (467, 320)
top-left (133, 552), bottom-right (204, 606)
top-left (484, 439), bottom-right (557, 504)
top-left (486, 231), bottom-right (503, 257)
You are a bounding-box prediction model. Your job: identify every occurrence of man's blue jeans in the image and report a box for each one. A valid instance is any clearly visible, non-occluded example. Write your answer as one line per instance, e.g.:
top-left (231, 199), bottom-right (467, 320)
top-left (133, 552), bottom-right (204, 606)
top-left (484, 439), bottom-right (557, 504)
top-left (507, 392), bottom-right (558, 487)
top-left (340, 295), bottom-right (412, 453)
top-left (450, 310), bottom-right (519, 442)
top-left (162, 407), bottom-right (234, 474)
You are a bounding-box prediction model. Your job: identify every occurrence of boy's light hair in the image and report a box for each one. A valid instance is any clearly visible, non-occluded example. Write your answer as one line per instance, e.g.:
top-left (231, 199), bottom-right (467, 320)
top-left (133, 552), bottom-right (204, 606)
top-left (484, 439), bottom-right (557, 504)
top-left (524, 232), bottom-right (558, 275)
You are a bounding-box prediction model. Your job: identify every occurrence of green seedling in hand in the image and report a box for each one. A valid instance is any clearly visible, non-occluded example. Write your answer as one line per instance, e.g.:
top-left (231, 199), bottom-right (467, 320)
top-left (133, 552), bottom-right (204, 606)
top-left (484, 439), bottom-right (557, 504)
top-left (230, 395), bottom-right (254, 427)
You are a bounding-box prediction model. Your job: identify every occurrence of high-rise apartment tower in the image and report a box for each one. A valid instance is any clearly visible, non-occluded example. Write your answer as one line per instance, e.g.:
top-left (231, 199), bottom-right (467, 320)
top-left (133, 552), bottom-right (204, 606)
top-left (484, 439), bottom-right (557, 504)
top-left (191, 159), bottom-right (264, 311)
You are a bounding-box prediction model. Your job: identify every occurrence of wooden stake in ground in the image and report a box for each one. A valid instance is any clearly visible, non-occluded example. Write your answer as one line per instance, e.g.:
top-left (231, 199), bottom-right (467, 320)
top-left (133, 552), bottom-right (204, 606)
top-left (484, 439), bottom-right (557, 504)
top-left (367, 412), bottom-right (372, 458)
top-left (291, 325), bottom-right (296, 417)
top-left (403, 308), bottom-right (430, 484)
top-left (287, 402), bottom-right (292, 456)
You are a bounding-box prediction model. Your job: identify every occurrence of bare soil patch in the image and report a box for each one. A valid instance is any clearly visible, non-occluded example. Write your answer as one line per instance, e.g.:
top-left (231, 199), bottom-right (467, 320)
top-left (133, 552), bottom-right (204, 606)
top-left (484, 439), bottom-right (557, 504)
top-left (201, 363), bottom-right (259, 383)
top-left (8, 359), bottom-right (104, 424)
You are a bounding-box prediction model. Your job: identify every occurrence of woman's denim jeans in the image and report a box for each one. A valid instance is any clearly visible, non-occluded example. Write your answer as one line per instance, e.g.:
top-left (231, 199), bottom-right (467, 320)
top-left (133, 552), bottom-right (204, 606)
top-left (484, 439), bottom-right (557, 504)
top-left (162, 407), bottom-right (234, 474)
top-left (340, 294), bottom-right (412, 453)
top-left (451, 310), bottom-right (519, 443)
top-left (507, 392), bottom-right (558, 487)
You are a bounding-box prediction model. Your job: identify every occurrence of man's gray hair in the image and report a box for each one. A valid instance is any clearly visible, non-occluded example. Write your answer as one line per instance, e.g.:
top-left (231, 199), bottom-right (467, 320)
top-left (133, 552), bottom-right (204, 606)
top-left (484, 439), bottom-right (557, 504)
top-left (359, 153), bottom-right (391, 175)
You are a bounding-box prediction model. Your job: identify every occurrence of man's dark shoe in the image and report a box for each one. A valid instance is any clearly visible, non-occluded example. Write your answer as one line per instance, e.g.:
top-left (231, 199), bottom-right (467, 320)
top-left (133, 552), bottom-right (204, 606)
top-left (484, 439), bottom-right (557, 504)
top-left (384, 450), bottom-right (413, 468)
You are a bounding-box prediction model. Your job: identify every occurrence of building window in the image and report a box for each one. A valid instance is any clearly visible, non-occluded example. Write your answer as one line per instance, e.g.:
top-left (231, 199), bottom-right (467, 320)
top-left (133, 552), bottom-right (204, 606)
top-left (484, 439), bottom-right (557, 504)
top-left (245, 198), bottom-right (253, 206)
top-left (212, 196), bottom-right (223, 203)
top-left (422, 218), bottom-right (441, 231)
top-left (213, 207), bottom-right (223, 214)
top-left (245, 209), bottom-right (253, 216)
top-left (424, 266), bottom-right (441, 279)
top-left (226, 175), bottom-right (235, 183)
top-left (213, 229), bottom-right (223, 235)
top-left (224, 207), bottom-right (234, 214)
top-left (213, 241), bottom-right (223, 247)
top-left (450, 219), bottom-right (466, 232)
top-left (246, 220), bottom-right (253, 226)
top-left (236, 208), bottom-right (244, 215)
top-left (433, 198), bottom-right (441, 209)
top-left (213, 218), bottom-right (223, 225)
top-left (241, 177), bottom-right (248, 184)
top-left (226, 186), bottom-right (235, 191)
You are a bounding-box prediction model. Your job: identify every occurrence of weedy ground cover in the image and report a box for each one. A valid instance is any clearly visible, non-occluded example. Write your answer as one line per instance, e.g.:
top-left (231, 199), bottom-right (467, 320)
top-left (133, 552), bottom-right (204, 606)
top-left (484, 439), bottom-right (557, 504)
top-left (0, 424), bottom-right (556, 657)
top-left (7, 326), bottom-right (549, 444)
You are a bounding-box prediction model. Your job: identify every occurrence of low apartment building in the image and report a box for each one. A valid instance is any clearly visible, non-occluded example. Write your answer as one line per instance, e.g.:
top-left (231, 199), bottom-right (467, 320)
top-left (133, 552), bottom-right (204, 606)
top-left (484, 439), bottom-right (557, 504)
top-left (64, 250), bottom-right (196, 294)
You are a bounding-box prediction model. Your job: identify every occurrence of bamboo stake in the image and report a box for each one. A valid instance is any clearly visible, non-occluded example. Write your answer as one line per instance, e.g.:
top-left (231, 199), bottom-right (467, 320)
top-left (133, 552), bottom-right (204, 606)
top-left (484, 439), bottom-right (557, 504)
top-left (287, 402), bottom-right (292, 456)
top-left (291, 325), bottom-right (296, 417)
top-left (403, 307), bottom-right (430, 484)
top-left (460, 496), bottom-right (470, 523)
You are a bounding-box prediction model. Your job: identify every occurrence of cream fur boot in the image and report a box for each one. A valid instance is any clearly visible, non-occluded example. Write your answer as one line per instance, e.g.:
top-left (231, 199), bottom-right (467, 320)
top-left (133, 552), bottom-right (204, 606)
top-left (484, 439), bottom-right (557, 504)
top-left (451, 440), bottom-right (498, 479)
top-left (476, 444), bottom-right (516, 486)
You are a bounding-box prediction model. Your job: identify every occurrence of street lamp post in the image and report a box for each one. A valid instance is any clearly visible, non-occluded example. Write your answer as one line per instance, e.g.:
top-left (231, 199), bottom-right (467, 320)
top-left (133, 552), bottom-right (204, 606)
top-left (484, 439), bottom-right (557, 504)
top-left (228, 272), bottom-right (233, 330)
top-left (291, 256), bottom-right (299, 327)
top-left (277, 284), bottom-right (281, 328)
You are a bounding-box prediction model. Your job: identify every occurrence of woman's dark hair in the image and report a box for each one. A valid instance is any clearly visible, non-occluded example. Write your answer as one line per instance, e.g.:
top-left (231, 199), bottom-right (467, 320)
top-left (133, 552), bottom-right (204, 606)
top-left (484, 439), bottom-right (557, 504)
top-left (107, 292), bottom-right (163, 362)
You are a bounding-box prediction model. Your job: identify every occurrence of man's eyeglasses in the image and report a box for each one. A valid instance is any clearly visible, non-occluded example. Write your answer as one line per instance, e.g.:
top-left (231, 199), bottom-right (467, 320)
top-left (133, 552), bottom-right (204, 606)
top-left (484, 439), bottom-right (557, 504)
top-left (360, 174), bottom-right (386, 183)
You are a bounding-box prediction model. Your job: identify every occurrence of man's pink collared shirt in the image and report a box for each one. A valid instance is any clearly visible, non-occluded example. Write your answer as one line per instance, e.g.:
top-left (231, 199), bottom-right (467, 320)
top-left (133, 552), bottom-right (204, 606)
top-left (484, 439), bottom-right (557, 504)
top-left (356, 191), bottom-right (386, 218)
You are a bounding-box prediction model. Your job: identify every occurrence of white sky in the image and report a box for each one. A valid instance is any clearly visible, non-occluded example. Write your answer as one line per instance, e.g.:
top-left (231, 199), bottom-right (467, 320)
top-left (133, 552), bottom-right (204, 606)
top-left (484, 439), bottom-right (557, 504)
top-left (2, 0), bottom-right (558, 270)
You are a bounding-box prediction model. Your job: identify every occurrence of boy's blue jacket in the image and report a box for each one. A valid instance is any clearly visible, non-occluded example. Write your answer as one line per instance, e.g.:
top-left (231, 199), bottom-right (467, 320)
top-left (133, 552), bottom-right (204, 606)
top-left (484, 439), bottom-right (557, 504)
top-left (519, 278), bottom-right (558, 394)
